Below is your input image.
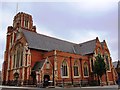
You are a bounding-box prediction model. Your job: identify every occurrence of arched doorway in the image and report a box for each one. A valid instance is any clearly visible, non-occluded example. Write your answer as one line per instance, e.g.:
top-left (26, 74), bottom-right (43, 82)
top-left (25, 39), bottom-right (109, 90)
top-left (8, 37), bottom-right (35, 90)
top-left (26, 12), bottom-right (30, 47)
top-left (43, 75), bottom-right (50, 87)
top-left (14, 72), bottom-right (19, 86)
top-left (31, 71), bottom-right (37, 85)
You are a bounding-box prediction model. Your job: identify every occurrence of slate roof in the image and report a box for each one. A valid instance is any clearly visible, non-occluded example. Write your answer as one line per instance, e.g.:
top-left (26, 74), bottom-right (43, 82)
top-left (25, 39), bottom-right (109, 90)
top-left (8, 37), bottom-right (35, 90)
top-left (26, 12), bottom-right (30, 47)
top-left (32, 60), bottom-right (45, 71)
top-left (74, 39), bottom-right (96, 55)
top-left (22, 30), bottom-right (75, 53)
top-left (22, 29), bottom-right (97, 55)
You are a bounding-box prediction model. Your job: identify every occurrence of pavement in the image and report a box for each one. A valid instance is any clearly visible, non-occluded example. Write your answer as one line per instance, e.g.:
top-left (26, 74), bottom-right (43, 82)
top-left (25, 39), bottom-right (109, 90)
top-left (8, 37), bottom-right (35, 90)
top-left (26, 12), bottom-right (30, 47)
top-left (81, 85), bottom-right (118, 88)
top-left (0, 85), bottom-right (38, 89)
top-left (0, 85), bottom-right (119, 90)
top-left (52, 85), bottom-right (118, 89)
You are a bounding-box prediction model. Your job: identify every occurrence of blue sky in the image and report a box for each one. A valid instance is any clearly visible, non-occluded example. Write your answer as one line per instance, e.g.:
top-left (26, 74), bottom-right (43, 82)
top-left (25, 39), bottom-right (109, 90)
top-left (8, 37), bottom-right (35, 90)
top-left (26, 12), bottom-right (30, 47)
top-left (0, 0), bottom-right (119, 70)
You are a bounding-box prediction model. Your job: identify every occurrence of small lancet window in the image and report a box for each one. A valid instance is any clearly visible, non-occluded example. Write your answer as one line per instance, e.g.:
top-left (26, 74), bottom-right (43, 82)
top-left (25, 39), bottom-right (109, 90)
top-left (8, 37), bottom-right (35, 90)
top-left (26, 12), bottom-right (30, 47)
top-left (84, 62), bottom-right (89, 76)
top-left (73, 61), bottom-right (79, 76)
top-left (61, 60), bottom-right (68, 76)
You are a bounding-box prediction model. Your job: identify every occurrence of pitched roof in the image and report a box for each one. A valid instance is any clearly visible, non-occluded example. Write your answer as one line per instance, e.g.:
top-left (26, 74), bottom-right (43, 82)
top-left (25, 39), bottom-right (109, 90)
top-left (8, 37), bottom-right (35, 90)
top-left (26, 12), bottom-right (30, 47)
top-left (22, 29), bottom-right (75, 53)
top-left (74, 39), bottom-right (96, 55)
top-left (32, 60), bottom-right (45, 71)
top-left (22, 29), bottom-right (97, 55)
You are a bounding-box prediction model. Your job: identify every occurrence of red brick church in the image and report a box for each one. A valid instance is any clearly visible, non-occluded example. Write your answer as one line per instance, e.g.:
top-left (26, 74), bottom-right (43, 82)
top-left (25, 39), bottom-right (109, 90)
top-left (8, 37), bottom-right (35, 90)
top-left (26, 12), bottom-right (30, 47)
top-left (2, 12), bottom-right (117, 87)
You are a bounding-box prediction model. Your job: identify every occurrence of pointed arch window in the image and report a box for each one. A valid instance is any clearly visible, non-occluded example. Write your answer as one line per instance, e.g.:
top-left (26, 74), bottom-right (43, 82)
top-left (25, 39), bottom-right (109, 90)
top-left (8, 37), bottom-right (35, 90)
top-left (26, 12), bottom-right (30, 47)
top-left (90, 58), bottom-right (94, 71)
top-left (83, 62), bottom-right (89, 76)
top-left (20, 50), bottom-right (23, 67)
top-left (24, 17), bottom-right (29, 28)
top-left (13, 44), bottom-right (23, 68)
top-left (74, 61), bottom-right (79, 76)
top-left (16, 48), bottom-right (20, 68)
top-left (61, 60), bottom-right (68, 76)
top-left (25, 20), bottom-right (28, 27)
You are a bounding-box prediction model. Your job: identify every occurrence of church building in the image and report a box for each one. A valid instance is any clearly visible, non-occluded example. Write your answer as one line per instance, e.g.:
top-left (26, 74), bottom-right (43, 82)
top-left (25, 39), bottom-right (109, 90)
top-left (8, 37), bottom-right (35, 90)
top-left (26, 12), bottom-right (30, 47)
top-left (2, 12), bottom-right (117, 87)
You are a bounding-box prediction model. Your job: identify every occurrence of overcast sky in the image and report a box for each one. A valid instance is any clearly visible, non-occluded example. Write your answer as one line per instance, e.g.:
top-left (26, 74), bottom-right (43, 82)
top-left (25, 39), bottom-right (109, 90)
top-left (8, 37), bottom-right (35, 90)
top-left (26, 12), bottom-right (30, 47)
top-left (0, 0), bottom-right (119, 70)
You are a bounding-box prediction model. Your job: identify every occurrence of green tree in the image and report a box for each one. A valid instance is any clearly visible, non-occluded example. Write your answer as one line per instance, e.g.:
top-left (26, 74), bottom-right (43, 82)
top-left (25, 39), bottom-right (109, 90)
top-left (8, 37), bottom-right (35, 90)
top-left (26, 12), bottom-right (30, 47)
top-left (93, 54), bottom-right (106, 85)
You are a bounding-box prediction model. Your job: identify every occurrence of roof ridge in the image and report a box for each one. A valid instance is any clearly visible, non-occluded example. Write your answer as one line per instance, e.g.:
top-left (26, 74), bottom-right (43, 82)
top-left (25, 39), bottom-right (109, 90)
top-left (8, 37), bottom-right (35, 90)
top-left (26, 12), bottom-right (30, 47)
top-left (79, 38), bottom-right (96, 45)
top-left (22, 29), bottom-right (98, 55)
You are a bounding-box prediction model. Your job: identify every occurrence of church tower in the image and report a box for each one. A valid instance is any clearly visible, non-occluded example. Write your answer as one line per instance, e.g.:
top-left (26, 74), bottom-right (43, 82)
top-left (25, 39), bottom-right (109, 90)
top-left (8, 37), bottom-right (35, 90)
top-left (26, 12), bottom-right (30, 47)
top-left (2, 12), bottom-right (36, 85)
top-left (13, 12), bottom-right (36, 32)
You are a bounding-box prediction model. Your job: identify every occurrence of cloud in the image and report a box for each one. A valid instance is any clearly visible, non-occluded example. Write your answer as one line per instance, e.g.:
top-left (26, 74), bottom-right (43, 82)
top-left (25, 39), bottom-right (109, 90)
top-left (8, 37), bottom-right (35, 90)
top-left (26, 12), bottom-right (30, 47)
top-left (29, 2), bottom-right (117, 34)
top-left (1, 0), bottom-right (119, 2)
top-left (35, 22), bottom-right (55, 37)
top-left (70, 0), bottom-right (118, 12)
top-left (0, 1), bottom-right (118, 73)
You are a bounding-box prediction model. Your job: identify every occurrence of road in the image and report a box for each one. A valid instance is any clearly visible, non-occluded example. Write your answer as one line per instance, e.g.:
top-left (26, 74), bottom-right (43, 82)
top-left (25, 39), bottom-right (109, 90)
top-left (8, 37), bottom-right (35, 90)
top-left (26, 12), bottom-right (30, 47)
top-left (0, 85), bottom-right (119, 90)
